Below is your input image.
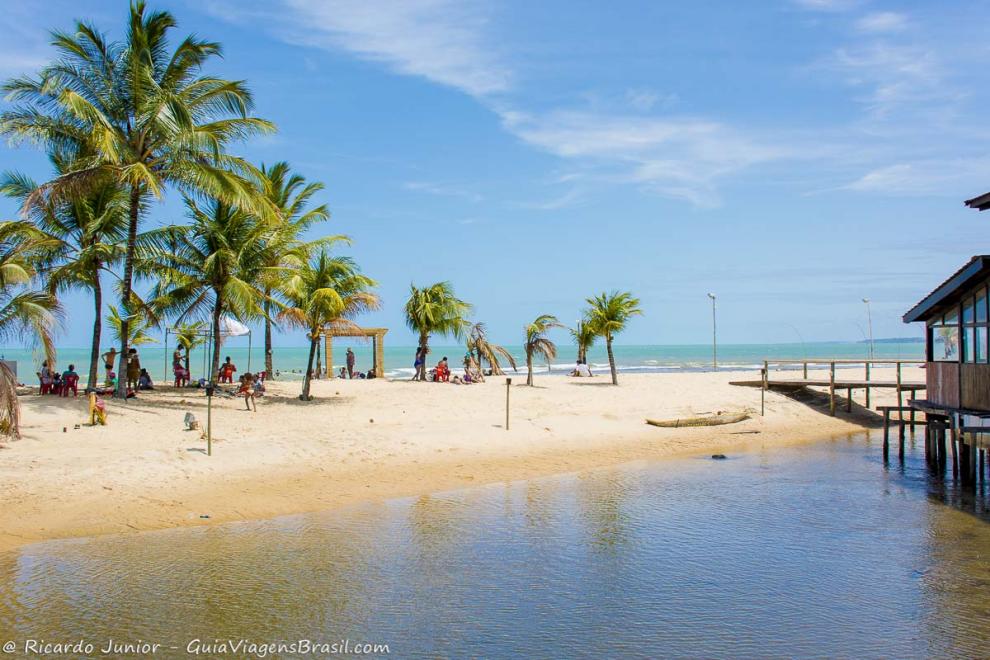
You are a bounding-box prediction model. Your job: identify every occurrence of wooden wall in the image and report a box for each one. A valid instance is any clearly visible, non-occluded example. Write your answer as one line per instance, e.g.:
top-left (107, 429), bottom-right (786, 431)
top-left (961, 363), bottom-right (990, 410)
top-left (927, 361), bottom-right (960, 408)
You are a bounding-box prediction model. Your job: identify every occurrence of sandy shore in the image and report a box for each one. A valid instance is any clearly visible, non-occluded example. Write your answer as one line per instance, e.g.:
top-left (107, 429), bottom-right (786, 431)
top-left (0, 368), bottom-right (917, 552)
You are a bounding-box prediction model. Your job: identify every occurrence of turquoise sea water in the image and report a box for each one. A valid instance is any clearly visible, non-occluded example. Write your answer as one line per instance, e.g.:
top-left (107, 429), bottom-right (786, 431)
top-left (1, 340), bottom-right (923, 382)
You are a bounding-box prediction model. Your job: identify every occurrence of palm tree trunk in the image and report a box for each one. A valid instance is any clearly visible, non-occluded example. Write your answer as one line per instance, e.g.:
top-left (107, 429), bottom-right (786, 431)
top-left (264, 291), bottom-right (274, 379)
top-left (184, 348), bottom-right (191, 377)
top-left (526, 350), bottom-right (534, 386)
top-left (114, 185), bottom-right (140, 398)
top-left (415, 333), bottom-right (429, 381)
top-left (315, 341), bottom-right (322, 379)
top-left (607, 335), bottom-right (617, 385)
top-left (210, 296), bottom-right (223, 382)
top-left (87, 266), bottom-right (102, 391)
top-left (301, 335), bottom-right (318, 400)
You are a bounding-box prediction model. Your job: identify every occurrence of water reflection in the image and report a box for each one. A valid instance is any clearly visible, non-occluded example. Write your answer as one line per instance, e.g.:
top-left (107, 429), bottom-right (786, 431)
top-left (1, 435), bottom-right (989, 658)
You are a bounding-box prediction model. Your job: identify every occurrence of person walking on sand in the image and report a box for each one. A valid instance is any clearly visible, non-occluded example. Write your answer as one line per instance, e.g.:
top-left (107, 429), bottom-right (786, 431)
top-left (346, 347), bottom-right (356, 379)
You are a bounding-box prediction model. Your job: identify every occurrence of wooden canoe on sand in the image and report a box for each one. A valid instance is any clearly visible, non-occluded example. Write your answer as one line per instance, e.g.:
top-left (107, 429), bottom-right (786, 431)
top-left (646, 412), bottom-right (750, 428)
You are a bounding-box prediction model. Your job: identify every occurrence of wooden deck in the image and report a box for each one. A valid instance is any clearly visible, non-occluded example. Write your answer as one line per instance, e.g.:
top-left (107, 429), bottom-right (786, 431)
top-left (730, 358), bottom-right (926, 416)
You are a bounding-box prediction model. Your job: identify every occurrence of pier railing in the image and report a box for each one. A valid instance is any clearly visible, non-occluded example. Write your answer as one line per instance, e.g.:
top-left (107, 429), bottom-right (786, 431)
top-left (759, 358), bottom-right (926, 416)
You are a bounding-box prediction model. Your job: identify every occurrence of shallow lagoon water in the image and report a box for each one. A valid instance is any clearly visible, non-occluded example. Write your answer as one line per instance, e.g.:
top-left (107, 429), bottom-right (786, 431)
top-left (1, 432), bottom-right (989, 658)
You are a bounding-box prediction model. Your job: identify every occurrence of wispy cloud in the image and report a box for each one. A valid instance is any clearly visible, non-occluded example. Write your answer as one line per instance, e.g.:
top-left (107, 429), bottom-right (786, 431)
top-left (820, 42), bottom-right (960, 120)
top-left (502, 110), bottom-right (791, 207)
top-left (855, 12), bottom-right (908, 33)
top-left (845, 158), bottom-right (990, 195)
top-left (206, 0), bottom-right (509, 98)
top-left (402, 181), bottom-right (484, 203)
top-left (792, 0), bottom-right (860, 12)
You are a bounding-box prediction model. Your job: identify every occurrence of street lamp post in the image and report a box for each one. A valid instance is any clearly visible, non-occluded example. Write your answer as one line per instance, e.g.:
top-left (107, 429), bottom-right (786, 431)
top-left (863, 298), bottom-right (874, 360)
top-left (707, 293), bottom-right (717, 371)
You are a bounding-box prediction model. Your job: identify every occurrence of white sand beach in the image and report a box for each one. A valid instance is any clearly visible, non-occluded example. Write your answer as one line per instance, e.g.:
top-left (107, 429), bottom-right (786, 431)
top-left (0, 368), bottom-right (916, 552)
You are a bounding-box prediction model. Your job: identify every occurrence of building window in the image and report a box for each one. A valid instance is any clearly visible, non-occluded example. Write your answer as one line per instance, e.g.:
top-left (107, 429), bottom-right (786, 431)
top-left (961, 285), bottom-right (990, 363)
top-left (932, 316), bottom-right (959, 362)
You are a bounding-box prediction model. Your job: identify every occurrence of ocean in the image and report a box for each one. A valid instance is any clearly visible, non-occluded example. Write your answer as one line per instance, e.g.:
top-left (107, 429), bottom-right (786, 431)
top-left (2, 339), bottom-right (924, 382)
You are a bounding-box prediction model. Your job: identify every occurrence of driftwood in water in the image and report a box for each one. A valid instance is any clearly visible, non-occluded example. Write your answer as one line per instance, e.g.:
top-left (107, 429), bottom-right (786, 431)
top-left (646, 412), bottom-right (750, 429)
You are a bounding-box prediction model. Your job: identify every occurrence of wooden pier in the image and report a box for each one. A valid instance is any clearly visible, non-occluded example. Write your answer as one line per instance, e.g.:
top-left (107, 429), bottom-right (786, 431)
top-left (909, 399), bottom-right (990, 487)
top-left (730, 358), bottom-right (926, 417)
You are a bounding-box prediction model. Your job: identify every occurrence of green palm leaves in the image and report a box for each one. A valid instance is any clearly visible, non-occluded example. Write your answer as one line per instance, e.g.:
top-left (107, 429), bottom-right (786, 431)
top-left (281, 250), bottom-right (380, 399)
top-left (405, 282), bottom-right (472, 381)
top-left (584, 291), bottom-right (642, 385)
top-left (525, 314), bottom-right (564, 386)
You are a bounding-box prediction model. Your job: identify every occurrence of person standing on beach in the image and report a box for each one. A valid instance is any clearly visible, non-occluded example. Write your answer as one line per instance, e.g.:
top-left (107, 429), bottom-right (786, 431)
top-left (346, 348), bottom-right (356, 379)
top-left (126, 348), bottom-right (141, 393)
top-left (101, 347), bottom-right (118, 381)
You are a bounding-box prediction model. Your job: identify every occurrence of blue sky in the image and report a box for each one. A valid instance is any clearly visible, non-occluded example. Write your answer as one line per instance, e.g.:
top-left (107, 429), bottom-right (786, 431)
top-left (1, 0), bottom-right (989, 348)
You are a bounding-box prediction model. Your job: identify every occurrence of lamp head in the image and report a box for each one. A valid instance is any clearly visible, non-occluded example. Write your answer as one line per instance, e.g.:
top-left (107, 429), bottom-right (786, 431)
top-left (862, 298), bottom-right (870, 304)
top-left (707, 293), bottom-right (716, 300)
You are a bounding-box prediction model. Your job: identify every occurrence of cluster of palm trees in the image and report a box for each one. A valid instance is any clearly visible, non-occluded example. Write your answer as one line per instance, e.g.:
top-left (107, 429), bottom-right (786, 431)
top-left (403, 282), bottom-right (642, 386)
top-left (0, 3), bottom-right (377, 418)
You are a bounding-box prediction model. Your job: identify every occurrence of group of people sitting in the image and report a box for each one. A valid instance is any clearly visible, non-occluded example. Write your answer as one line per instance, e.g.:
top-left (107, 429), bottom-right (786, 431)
top-left (428, 355), bottom-right (484, 384)
top-left (569, 359), bottom-right (594, 377)
top-left (38, 362), bottom-right (80, 397)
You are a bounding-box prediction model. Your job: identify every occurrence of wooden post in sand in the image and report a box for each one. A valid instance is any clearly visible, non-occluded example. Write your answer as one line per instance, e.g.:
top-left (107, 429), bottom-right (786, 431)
top-left (505, 378), bottom-right (512, 430)
top-left (896, 362), bottom-right (904, 441)
top-left (760, 363), bottom-right (767, 417)
top-left (829, 362), bottom-right (836, 416)
top-left (865, 362), bottom-right (871, 409)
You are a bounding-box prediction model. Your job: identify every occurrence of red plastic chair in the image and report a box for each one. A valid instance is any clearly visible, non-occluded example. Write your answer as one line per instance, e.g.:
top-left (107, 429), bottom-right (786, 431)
top-left (61, 374), bottom-right (79, 397)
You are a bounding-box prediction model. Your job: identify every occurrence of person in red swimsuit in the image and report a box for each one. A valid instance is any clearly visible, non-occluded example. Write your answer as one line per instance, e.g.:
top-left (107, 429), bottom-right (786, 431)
top-left (219, 356), bottom-right (237, 383)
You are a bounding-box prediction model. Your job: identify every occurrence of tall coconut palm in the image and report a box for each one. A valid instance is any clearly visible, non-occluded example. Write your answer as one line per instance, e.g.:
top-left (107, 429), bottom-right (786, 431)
top-left (280, 250), bottom-right (379, 400)
top-left (253, 162), bottom-right (333, 380)
top-left (524, 314), bottom-right (564, 386)
top-left (1, 156), bottom-right (127, 390)
top-left (106, 304), bottom-right (156, 347)
top-left (143, 196), bottom-right (273, 382)
top-left (0, 224), bottom-right (61, 437)
top-left (585, 291), bottom-right (642, 385)
top-left (467, 322), bottom-right (517, 376)
top-left (570, 318), bottom-right (596, 366)
top-left (1, 2), bottom-right (275, 397)
top-left (174, 320), bottom-right (207, 378)
top-left (404, 282), bottom-right (471, 381)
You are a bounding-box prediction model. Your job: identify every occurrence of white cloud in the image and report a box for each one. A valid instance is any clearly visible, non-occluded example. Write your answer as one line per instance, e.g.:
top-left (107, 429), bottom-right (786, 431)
top-left (845, 158), bottom-right (990, 195)
top-left (502, 111), bottom-right (792, 207)
top-left (792, 0), bottom-right (859, 12)
top-left (207, 0), bottom-right (509, 98)
top-left (402, 181), bottom-right (483, 203)
top-left (822, 43), bottom-right (959, 119)
top-left (855, 12), bottom-right (908, 33)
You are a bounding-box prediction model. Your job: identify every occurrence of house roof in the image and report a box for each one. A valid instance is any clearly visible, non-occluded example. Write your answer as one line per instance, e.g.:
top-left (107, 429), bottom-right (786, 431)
top-left (903, 256), bottom-right (990, 323)
top-left (965, 192), bottom-right (990, 211)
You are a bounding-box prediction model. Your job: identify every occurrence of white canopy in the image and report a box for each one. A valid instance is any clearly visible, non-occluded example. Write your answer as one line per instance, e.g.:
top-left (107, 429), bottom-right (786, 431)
top-left (166, 316), bottom-right (251, 337)
top-left (218, 316), bottom-right (250, 337)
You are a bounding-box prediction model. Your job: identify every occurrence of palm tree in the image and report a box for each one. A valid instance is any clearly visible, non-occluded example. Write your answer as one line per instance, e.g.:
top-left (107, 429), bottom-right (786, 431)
top-left (524, 314), bottom-right (564, 386)
top-left (467, 322), bottom-right (517, 376)
top-left (174, 321), bottom-right (207, 378)
top-left (106, 304), bottom-right (156, 347)
top-left (1, 156), bottom-right (127, 390)
top-left (253, 162), bottom-right (333, 380)
top-left (585, 291), bottom-right (642, 385)
top-left (0, 224), bottom-right (61, 437)
top-left (570, 318), bottom-right (596, 366)
top-left (143, 196), bottom-right (273, 382)
top-left (280, 250), bottom-right (379, 400)
top-left (1, 2), bottom-right (275, 397)
top-left (404, 282), bottom-right (472, 381)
